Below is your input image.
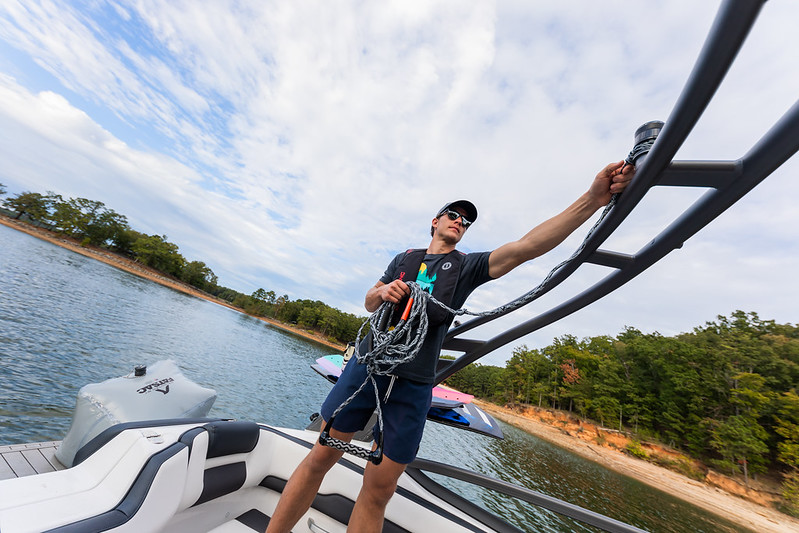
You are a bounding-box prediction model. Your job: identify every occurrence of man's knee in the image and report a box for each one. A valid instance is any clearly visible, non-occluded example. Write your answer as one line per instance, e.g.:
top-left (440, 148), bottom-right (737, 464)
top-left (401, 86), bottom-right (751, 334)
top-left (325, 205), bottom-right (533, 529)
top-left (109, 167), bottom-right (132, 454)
top-left (362, 461), bottom-right (405, 503)
top-left (361, 477), bottom-right (399, 509)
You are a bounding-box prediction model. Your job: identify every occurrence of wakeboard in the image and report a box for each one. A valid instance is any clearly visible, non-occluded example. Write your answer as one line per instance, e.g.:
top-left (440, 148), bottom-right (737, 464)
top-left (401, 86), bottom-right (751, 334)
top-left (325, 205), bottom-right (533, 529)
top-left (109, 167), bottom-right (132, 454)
top-left (311, 354), bottom-right (503, 439)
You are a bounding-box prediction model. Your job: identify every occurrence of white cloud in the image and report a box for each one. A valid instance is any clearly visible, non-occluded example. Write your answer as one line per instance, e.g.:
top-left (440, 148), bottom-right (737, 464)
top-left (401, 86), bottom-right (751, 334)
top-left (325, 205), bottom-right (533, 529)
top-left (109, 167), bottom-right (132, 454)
top-left (1, 0), bottom-right (797, 363)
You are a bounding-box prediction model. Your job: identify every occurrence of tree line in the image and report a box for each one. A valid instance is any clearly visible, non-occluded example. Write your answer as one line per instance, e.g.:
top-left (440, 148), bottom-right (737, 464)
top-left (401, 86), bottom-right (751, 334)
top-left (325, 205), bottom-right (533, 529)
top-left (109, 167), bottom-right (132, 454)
top-left (446, 310), bottom-right (799, 515)
top-left (0, 184), bottom-right (367, 344)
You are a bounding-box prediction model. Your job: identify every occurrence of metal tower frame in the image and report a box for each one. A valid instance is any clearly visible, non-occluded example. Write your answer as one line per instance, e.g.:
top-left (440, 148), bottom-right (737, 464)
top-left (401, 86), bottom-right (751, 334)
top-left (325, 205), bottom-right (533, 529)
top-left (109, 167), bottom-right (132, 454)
top-left (435, 0), bottom-right (799, 384)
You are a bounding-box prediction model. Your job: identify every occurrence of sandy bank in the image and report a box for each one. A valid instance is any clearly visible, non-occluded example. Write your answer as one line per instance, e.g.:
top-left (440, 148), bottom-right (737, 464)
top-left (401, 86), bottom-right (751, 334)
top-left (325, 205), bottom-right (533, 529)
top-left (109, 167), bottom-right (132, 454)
top-left (478, 402), bottom-right (799, 533)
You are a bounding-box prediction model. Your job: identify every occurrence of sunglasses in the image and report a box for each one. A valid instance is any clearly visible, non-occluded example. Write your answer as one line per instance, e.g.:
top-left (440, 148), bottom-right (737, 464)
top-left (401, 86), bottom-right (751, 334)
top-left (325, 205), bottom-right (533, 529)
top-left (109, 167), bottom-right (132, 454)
top-left (441, 209), bottom-right (472, 228)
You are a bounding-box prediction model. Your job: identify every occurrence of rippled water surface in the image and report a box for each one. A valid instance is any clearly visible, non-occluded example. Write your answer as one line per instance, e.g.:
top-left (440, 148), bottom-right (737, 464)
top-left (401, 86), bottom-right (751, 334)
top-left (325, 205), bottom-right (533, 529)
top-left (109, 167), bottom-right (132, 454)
top-left (0, 224), bottom-right (747, 532)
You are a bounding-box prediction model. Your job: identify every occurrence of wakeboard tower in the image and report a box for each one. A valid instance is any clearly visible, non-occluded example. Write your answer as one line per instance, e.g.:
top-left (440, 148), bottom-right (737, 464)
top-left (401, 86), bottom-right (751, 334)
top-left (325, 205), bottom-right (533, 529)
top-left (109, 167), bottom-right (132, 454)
top-left (435, 0), bottom-right (799, 386)
top-left (1, 1), bottom-right (798, 532)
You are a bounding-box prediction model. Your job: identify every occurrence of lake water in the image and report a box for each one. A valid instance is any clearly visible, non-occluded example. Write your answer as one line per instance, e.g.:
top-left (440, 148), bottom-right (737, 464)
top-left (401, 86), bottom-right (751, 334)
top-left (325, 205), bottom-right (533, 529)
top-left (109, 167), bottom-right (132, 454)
top-left (0, 223), bottom-right (747, 532)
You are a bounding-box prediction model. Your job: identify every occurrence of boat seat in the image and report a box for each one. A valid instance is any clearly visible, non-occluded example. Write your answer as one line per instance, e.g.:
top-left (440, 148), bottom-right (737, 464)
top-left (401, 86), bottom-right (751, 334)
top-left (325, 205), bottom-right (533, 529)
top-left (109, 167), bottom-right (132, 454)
top-left (176, 420), bottom-right (267, 511)
top-left (0, 425), bottom-right (196, 532)
top-left (3, 421), bottom-right (269, 532)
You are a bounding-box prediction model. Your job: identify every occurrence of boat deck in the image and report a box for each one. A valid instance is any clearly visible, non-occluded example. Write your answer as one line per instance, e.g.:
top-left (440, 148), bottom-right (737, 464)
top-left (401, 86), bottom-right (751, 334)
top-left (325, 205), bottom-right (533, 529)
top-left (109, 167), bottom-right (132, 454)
top-left (0, 441), bottom-right (66, 480)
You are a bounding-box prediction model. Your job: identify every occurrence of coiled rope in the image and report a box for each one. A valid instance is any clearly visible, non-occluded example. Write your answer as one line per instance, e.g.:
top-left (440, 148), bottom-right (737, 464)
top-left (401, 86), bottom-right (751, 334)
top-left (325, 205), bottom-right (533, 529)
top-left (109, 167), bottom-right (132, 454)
top-left (320, 144), bottom-right (650, 463)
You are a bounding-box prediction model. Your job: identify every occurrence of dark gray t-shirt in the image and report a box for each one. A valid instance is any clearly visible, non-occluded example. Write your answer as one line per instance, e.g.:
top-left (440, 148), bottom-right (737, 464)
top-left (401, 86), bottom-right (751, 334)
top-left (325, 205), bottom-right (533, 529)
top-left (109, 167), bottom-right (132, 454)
top-left (374, 250), bottom-right (493, 383)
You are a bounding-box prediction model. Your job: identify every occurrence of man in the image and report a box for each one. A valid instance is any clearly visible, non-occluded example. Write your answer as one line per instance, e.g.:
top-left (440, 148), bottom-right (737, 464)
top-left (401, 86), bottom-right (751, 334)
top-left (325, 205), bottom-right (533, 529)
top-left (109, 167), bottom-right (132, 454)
top-left (266, 160), bottom-right (634, 532)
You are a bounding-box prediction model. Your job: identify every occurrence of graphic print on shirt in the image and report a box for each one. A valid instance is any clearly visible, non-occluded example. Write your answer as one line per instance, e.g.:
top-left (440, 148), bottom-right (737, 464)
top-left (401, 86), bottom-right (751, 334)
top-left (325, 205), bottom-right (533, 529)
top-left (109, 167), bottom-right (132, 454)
top-left (416, 263), bottom-right (436, 293)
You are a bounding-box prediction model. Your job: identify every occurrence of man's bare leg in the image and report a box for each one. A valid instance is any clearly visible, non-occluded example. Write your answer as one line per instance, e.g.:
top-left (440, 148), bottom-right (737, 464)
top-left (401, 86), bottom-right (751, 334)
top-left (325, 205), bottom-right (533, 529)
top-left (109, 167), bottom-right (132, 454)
top-left (346, 455), bottom-right (407, 533)
top-left (265, 427), bottom-right (353, 533)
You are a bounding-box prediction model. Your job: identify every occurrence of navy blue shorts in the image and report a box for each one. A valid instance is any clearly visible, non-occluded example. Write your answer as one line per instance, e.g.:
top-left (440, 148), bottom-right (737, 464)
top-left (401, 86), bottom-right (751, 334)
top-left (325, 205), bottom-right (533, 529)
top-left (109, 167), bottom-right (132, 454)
top-left (320, 361), bottom-right (432, 464)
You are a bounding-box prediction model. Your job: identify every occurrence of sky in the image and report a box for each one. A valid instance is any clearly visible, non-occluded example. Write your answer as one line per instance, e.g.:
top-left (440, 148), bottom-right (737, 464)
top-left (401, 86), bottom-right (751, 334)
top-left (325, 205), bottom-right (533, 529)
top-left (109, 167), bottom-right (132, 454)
top-left (1, 1), bottom-right (797, 366)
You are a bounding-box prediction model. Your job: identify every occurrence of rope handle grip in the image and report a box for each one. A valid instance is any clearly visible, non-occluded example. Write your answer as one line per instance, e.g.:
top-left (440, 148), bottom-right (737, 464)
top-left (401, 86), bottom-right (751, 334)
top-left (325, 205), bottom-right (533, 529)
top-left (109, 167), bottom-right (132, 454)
top-left (399, 297), bottom-right (414, 322)
top-left (376, 296), bottom-right (415, 333)
top-left (319, 417), bottom-right (384, 465)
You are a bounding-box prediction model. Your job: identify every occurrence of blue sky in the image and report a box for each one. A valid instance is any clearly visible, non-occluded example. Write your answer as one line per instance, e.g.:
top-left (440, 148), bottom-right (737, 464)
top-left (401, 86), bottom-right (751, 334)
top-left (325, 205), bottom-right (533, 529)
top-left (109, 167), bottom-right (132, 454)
top-left (1, 1), bottom-right (797, 365)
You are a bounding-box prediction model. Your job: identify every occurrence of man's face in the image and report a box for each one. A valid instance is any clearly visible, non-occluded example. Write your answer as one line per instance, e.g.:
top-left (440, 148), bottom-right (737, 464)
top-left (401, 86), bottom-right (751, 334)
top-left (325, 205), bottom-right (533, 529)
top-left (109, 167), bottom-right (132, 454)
top-left (433, 207), bottom-right (469, 243)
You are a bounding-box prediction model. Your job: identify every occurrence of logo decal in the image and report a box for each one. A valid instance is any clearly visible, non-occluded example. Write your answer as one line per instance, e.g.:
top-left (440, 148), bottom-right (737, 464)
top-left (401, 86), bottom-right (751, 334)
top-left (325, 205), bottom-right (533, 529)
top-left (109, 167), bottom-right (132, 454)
top-left (442, 262), bottom-right (452, 271)
top-left (417, 263), bottom-right (436, 293)
top-left (137, 377), bottom-right (174, 395)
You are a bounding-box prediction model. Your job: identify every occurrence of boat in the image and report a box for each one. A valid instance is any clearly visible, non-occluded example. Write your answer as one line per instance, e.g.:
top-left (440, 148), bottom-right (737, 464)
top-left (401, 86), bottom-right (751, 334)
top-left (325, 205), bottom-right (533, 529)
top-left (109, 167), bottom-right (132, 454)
top-left (0, 358), bottom-right (642, 533)
top-left (2, 1), bottom-right (798, 532)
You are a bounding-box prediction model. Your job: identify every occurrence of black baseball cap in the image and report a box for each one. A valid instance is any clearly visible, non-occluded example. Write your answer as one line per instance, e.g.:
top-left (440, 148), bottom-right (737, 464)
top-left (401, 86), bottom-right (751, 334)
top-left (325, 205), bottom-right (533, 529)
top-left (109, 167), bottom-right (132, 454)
top-left (436, 200), bottom-right (478, 223)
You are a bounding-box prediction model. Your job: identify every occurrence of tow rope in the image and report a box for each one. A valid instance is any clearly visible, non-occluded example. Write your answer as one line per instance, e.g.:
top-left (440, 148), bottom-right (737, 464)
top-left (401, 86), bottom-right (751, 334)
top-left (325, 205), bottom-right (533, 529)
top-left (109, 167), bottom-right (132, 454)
top-left (320, 122), bottom-right (662, 464)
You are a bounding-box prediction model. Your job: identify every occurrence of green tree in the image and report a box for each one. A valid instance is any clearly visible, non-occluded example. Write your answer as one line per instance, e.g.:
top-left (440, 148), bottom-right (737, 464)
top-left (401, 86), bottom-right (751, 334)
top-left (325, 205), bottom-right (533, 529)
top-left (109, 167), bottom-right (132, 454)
top-left (593, 354), bottom-right (628, 430)
top-left (181, 260), bottom-right (217, 291)
top-left (298, 305), bottom-right (320, 329)
top-left (273, 294), bottom-right (289, 319)
top-left (109, 227), bottom-right (142, 256)
top-left (277, 299), bottom-right (303, 324)
top-left (332, 312), bottom-right (367, 344)
top-left (710, 415), bottom-right (769, 485)
top-left (3, 191), bottom-right (49, 221)
top-left (86, 207), bottom-right (128, 247)
top-left (505, 346), bottom-right (552, 405)
top-left (70, 198), bottom-right (105, 242)
top-left (318, 307), bottom-right (338, 337)
top-left (775, 391), bottom-right (799, 515)
top-left (730, 372), bottom-right (770, 418)
top-left (776, 390), bottom-right (799, 469)
top-left (131, 234), bottom-right (185, 276)
top-left (542, 335), bottom-right (584, 410)
top-left (246, 288), bottom-right (271, 316)
top-left (49, 197), bottom-right (129, 246)
top-left (50, 196), bottom-right (82, 235)
top-left (783, 471), bottom-right (799, 517)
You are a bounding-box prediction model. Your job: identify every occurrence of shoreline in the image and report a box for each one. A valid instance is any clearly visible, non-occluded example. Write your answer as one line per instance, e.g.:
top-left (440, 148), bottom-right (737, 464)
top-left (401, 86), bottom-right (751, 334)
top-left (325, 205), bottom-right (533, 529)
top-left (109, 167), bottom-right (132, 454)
top-left (478, 402), bottom-right (799, 533)
top-left (4, 216), bottom-right (798, 532)
top-left (0, 215), bottom-right (345, 352)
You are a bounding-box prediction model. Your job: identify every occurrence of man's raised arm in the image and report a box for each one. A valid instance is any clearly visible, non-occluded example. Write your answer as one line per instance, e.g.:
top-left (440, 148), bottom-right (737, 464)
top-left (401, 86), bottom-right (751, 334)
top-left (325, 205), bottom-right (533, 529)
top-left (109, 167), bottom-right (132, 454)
top-left (488, 161), bottom-right (633, 279)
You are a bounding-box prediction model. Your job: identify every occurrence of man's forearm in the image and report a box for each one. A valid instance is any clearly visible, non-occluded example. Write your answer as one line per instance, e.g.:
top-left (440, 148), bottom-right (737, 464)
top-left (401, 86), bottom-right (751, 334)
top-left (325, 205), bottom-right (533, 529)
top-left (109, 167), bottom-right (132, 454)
top-left (488, 192), bottom-right (598, 278)
top-left (520, 192), bottom-right (597, 257)
top-left (365, 285), bottom-right (383, 313)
